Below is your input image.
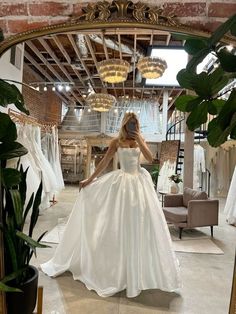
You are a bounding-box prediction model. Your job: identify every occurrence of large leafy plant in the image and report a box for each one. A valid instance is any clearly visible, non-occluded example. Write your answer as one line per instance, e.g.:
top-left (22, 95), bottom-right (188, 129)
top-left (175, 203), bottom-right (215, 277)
top-left (175, 14), bottom-right (236, 147)
top-left (0, 79), bottom-right (48, 292)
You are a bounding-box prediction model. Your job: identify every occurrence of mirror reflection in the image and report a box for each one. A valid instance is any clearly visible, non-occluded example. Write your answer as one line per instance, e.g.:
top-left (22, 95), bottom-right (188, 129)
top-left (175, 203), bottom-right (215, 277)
top-left (0, 10), bottom-right (235, 313)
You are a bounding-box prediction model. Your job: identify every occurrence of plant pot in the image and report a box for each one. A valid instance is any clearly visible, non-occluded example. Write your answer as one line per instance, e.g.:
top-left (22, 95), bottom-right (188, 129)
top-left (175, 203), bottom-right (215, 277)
top-left (6, 265), bottom-right (38, 314)
top-left (170, 182), bottom-right (179, 194)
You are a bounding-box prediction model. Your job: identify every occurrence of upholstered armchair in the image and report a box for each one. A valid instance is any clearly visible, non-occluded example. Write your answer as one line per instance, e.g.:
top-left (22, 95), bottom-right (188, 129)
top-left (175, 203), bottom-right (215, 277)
top-left (163, 187), bottom-right (219, 239)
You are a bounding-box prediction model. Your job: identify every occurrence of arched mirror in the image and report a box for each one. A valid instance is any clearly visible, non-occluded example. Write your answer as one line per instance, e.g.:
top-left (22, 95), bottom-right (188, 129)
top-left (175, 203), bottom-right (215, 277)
top-left (0, 1), bottom-right (235, 313)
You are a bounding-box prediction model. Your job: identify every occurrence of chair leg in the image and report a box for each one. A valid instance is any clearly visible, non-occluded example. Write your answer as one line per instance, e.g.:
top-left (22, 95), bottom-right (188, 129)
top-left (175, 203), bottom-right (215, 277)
top-left (210, 226), bottom-right (213, 237)
top-left (179, 227), bottom-right (183, 239)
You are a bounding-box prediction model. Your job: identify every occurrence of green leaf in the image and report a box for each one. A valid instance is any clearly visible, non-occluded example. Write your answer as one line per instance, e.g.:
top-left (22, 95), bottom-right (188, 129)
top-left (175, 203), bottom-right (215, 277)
top-left (207, 118), bottom-right (230, 147)
top-left (191, 67), bottom-right (226, 98)
top-left (0, 80), bottom-right (29, 114)
top-left (217, 89), bottom-right (236, 129)
top-left (1, 168), bottom-right (21, 188)
top-left (186, 47), bottom-right (211, 72)
top-left (184, 38), bottom-right (208, 55)
top-left (9, 190), bottom-right (23, 227)
top-left (19, 166), bottom-right (28, 209)
top-left (0, 112), bottom-right (17, 142)
top-left (191, 72), bottom-right (211, 98)
top-left (217, 48), bottom-right (236, 72)
top-left (29, 181), bottom-right (42, 238)
top-left (185, 96), bottom-right (203, 112)
top-left (175, 95), bottom-right (199, 111)
top-left (211, 99), bottom-right (226, 114)
top-left (0, 282), bottom-right (22, 292)
top-left (0, 224), bottom-right (18, 273)
top-left (186, 101), bottom-right (208, 130)
top-left (207, 101), bottom-right (218, 115)
top-left (176, 69), bottom-right (195, 90)
top-left (16, 231), bottom-right (49, 248)
top-left (0, 142), bottom-right (28, 160)
top-left (230, 123), bottom-right (236, 139)
top-left (23, 193), bottom-right (34, 226)
top-left (209, 14), bottom-right (236, 46)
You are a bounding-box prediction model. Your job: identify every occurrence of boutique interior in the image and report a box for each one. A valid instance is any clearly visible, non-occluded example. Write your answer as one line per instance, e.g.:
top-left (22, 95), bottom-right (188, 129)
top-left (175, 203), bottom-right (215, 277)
top-left (0, 2), bottom-right (236, 314)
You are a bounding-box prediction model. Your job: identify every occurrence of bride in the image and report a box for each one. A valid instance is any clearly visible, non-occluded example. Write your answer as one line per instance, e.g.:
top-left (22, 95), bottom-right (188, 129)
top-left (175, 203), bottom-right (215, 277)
top-left (41, 112), bottom-right (181, 298)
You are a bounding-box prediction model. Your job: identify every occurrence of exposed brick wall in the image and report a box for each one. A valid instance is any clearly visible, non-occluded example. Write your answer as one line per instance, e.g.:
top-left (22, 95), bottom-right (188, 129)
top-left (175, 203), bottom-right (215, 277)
top-left (22, 65), bottom-right (62, 124)
top-left (0, 1), bottom-right (236, 37)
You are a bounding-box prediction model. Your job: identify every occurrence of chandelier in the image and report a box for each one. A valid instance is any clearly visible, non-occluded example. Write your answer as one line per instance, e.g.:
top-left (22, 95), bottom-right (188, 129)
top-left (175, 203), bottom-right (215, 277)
top-left (97, 59), bottom-right (130, 84)
top-left (86, 93), bottom-right (116, 112)
top-left (137, 57), bottom-right (167, 79)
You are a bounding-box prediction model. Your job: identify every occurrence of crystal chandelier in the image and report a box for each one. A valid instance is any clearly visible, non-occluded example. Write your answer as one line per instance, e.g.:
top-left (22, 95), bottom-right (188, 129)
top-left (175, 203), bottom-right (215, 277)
top-left (137, 57), bottom-right (167, 79)
top-left (86, 93), bottom-right (116, 112)
top-left (97, 59), bottom-right (130, 84)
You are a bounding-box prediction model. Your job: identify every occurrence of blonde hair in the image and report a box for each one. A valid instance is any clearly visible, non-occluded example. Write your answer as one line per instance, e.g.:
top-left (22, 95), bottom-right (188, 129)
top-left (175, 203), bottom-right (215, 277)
top-left (118, 112), bottom-right (140, 143)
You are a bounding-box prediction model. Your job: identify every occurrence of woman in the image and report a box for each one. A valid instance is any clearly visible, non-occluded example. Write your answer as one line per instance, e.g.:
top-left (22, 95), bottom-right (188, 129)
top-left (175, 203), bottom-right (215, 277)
top-left (41, 112), bottom-right (181, 297)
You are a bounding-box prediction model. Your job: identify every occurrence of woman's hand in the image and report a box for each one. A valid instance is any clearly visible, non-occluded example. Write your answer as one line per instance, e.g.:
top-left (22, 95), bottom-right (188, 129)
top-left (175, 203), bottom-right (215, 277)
top-left (79, 178), bottom-right (93, 190)
top-left (130, 130), bottom-right (143, 144)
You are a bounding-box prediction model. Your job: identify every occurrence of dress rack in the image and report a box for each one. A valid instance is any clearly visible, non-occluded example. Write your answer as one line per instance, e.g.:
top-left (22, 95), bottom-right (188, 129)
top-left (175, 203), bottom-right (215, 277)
top-left (8, 108), bottom-right (57, 132)
top-left (8, 108), bottom-right (58, 206)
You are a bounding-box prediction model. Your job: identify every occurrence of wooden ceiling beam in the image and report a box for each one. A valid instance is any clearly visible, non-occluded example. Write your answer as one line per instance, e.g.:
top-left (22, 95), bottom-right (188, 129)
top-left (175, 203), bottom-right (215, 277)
top-left (24, 51), bottom-right (70, 105)
top-left (67, 34), bottom-right (96, 88)
top-left (52, 36), bottom-right (86, 88)
top-left (26, 42), bottom-right (82, 104)
top-left (38, 38), bottom-right (85, 103)
top-left (84, 35), bottom-right (105, 89)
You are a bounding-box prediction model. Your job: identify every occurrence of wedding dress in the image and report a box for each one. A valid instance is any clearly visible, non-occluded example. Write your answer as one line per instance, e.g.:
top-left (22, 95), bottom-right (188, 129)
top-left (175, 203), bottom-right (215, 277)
top-left (224, 165), bottom-right (236, 225)
top-left (41, 147), bottom-right (181, 297)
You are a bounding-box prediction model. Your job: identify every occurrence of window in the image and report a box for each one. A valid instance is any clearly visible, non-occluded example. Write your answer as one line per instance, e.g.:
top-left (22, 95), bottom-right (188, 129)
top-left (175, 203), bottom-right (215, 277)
top-left (145, 46), bottom-right (188, 87)
top-left (10, 45), bottom-right (22, 70)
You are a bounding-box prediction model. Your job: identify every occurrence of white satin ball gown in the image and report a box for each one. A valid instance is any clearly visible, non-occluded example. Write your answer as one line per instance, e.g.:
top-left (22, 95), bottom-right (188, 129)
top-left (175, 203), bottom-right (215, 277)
top-left (41, 147), bottom-right (181, 297)
top-left (224, 165), bottom-right (236, 225)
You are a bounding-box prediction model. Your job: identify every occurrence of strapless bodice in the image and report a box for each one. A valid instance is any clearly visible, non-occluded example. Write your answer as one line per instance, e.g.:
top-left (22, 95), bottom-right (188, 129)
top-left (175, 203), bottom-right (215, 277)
top-left (117, 147), bottom-right (141, 174)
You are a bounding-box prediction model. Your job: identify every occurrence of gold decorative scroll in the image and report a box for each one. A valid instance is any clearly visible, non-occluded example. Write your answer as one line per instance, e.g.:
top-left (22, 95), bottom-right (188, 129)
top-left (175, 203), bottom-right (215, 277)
top-left (73, 0), bottom-right (177, 26)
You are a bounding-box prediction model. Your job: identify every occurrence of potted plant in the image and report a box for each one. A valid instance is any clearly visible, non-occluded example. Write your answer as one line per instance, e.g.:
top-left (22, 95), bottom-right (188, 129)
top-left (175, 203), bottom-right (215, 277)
top-left (169, 174), bottom-right (182, 194)
top-left (175, 14), bottom-right (236, 147)
top-left (0, 79), bottom-right (48, 314)
top-left (150, 164), bottom-right (160, 188)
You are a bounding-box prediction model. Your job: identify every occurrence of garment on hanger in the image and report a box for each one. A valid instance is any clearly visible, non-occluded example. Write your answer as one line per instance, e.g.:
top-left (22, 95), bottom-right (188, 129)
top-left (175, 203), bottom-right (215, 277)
top-left (157, 160), bottom-right (176, 193)
top-left (224, 165), bottom-right (236, 225)
top-left (41, 126), bottom-right (64, 191)
top-left (193, 144), bottom-right (206, 190)
top-left (17, 124), bottom-right (58, 211)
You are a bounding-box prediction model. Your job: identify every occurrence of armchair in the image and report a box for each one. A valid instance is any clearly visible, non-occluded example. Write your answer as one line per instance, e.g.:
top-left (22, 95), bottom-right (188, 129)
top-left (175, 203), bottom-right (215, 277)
top-left (163, 187), bottom-right (219, 239)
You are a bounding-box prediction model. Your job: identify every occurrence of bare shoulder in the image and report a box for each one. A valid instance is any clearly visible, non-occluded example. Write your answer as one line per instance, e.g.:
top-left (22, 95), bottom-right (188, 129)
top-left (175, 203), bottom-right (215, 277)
top-left (108, 138), bottom-right (119, 152)
top-left (110, 138), bottom-right (119, 147)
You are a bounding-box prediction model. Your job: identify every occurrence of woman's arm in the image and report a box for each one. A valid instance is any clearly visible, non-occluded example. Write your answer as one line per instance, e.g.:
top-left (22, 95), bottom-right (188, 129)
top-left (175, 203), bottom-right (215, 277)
top-left (133, 131), bottom-right (153, 163)
top-left (79, 138), bottom-right (118, 189)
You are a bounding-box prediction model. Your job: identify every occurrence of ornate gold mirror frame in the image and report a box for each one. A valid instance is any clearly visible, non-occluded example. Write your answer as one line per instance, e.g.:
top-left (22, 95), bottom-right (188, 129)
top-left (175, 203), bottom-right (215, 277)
top-left (0, 0), bottom-right (235, 56)
top-left (0, 1), bottom-right (235, 313)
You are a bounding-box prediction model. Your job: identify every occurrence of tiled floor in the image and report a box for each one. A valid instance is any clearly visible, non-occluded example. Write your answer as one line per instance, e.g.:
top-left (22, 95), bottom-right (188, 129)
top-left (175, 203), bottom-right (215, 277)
top-left (30, 186), bottom-right (236, 314)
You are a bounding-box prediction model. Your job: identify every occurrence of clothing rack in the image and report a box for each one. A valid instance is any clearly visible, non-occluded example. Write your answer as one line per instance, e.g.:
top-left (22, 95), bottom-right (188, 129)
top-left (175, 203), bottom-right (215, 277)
top-left (8, 108), bottom-right (58, 206)
top-left (8, 109), bottom-right (57, 132)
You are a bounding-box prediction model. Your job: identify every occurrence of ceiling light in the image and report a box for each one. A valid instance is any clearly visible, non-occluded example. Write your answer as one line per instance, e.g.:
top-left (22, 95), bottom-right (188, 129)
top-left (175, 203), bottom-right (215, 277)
top-left (35, 86), bottom-right (40, 91)
top-left (97, 59), bottom-right (130, 84)
top-left (52, 86), bottom-right (56, 91)
top-left (43, 86), bottom-right (47, 91)
top-left (65, 85), bottom-right (71, 92)
top-left (88, 108), bottom-right (91, 112)
top-left (137, 56), bottom-right (167, 79)
top-left (58, 85), bottom-right (63, 91)
top-left (86, 93), bottom-right (116, 112)
top-left (114, 108), bottom-right (118, 113)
